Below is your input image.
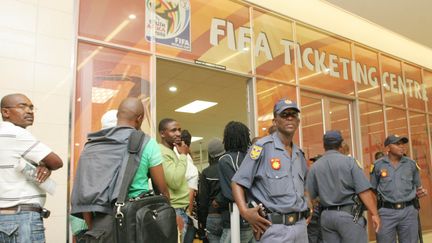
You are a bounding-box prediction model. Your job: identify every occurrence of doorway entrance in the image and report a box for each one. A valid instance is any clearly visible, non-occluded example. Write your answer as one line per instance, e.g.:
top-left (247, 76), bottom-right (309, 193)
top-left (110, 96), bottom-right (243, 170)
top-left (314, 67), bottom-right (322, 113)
top-left (300, 91), bottom-right (355, 161)
top-left (156, 58), bottom-right (251, 170)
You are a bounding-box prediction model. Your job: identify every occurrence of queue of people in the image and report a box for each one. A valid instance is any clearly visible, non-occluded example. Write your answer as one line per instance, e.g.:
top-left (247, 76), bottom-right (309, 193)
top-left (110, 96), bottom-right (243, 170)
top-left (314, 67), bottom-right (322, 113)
top-left (0, 93), bottom-right (428, 243)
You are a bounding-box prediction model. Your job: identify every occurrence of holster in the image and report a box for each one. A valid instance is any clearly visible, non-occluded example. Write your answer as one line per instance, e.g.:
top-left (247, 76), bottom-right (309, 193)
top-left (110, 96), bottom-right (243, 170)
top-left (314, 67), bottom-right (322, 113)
top-left (413, 197), bottom-right (420, 210)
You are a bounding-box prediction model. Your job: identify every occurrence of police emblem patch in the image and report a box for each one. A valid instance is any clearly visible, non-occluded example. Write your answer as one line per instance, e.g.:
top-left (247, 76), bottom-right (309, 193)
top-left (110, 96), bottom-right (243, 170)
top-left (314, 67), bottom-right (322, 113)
top-left (369, 164), bottom-right (375, 174)
top-left (270, 158), bottom-right (281, 170)
top-left (380, 168), bottom-right (388, 178)
top-left (250, 145), bottom-right (263, 160)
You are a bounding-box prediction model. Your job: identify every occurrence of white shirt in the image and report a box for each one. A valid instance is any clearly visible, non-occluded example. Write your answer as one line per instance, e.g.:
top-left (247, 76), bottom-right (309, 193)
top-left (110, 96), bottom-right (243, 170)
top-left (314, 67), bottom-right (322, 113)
top-left (0, 121), bottom-right (51, 207)
top-left (174, 147), bottom-right (198, 190)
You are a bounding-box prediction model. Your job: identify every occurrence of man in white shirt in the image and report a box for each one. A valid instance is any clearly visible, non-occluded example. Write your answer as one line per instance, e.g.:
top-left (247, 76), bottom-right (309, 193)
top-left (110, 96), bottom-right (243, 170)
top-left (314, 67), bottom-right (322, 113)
top-left (0, 93), bottom-right (63, 242)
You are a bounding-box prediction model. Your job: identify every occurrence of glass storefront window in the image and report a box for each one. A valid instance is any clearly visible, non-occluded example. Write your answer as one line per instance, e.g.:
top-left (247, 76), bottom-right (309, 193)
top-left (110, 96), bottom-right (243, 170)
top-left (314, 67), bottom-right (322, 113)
top-left (296, 24), bottom-right (354, 95)
top-left (380, 55), bottom-right (405, 107)
top-left (256, 79), bottom-right (297, 142)
top-left (353, 45), bottom-right (381, 102)
top-left (410, 112), bottom-right (432, 229)
top-left (74, 42), bottom-right (152, 168)
top-left (79, 0), bottom-right (150, 51)
top-left (424, 69), bottom-right (432, 112)
top-left (300, 92), bottom-right (324, 162)
top-left (385, 106), bottom-right (409, 155)
top-left (404, 63), bottom-right (425, 111)
top-left (154, 0), bottom-right (251, 74)
top-left (253, 9), bottom-right (295, 82)
top-left (359, 102), bottom-right (385, 172)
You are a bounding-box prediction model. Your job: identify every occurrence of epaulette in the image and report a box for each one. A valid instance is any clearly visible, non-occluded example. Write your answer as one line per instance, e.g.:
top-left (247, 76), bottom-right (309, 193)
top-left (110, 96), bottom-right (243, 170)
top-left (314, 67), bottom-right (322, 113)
top-left (354, 159), bottom-right (363, 169)
top-left (254, 135), bottom-right (273, 147)
top-left (369, 163), bottom-right (375, 174)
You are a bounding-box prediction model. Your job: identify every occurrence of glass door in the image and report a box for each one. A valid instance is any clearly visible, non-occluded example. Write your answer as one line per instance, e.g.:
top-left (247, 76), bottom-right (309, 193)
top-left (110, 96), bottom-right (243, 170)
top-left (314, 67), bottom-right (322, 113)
top-left (300, 91), bottom-right (355, 162)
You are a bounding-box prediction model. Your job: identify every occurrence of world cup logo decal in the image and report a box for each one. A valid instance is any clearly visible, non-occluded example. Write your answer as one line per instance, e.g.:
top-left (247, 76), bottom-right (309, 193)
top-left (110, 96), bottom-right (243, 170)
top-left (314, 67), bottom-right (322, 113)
top-left (146, 0), bottom-right (192, 51)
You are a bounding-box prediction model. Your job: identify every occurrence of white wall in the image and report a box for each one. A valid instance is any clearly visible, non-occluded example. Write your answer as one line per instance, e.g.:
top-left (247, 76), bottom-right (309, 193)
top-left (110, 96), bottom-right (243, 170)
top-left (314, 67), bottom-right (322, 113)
top-left (0, 0), bottom-right (75, 242)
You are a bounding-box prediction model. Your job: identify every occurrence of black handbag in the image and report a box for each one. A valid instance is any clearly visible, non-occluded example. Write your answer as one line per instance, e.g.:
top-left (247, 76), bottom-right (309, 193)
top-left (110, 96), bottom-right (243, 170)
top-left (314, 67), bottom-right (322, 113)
top-left (114, 130), bottom-right (178, 243)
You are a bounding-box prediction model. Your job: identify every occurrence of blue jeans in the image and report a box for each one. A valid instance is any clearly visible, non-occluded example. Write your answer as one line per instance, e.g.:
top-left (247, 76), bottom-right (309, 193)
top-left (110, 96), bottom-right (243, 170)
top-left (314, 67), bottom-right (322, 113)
top-left (206, 214), bottom-right (222, 243)
top-left (0, 211), bottom-right (45, 243)
top-left (175, 208), bottom-right (189, 243)
top-left (220, 227), bottom-right (255, 243)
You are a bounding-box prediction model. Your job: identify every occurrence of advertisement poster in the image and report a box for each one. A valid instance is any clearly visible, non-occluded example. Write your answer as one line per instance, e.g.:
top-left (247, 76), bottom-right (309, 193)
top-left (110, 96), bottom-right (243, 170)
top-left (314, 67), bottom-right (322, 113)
top-left (145, 0), bottom-right (192, 51)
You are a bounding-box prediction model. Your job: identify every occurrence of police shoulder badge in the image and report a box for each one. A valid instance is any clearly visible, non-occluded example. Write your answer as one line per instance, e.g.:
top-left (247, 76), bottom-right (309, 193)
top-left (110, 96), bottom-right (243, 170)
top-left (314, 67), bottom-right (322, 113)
top-left (270, 158), bottom-right (281, 170)
top-left (369, 164), bottom-right (375, 174)
top-left (250, 145), bottom-right (263, 160)
top-left (380, 168), bottom-right (388, 178)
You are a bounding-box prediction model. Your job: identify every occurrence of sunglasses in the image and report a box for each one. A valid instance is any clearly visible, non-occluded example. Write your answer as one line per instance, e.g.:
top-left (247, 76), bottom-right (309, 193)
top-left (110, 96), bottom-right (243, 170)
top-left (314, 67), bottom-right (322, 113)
top-left (278, 111), bottom-right (299, 119)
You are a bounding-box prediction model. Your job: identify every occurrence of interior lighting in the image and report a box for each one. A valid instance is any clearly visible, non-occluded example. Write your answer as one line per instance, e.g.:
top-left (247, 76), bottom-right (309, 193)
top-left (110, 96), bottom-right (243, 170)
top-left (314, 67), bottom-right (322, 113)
top-left (175, 100), bottom-right (217, 113)
top-left (169, 86), bottom-right (177, 92)
top-left (128, 14), bottom-right (137, 20)
top-left (191, 136), bottom-right (203, 143)
top-left (91, 87), bottom-right (119, 104)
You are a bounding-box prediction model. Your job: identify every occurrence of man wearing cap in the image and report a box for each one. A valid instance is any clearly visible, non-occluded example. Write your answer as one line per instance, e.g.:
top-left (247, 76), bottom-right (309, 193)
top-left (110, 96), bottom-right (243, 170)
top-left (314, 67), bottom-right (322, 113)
top-left (306, 130), bottom-right (380, 243)
top-left (198, 138), bottom-right (225, 243)
top-left (370, 134), bottom-right (427, 243)
top-left (231, 98), bottom-right (309, 242)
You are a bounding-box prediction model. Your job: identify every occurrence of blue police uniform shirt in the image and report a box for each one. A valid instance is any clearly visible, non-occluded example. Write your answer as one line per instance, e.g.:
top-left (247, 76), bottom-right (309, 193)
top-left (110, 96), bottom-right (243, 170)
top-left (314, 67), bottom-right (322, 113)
top-left (232, 132), bottom-right (308, 214)
top-left (306, 150), bottom-right (371, 207)
top-left (370, 155), bottom-right (421, 203)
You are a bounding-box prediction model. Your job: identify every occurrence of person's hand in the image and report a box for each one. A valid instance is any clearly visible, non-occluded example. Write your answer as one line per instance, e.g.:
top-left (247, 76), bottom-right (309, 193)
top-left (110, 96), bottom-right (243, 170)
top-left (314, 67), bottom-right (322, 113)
top-left (416, 186), bottom-right (428, 198)
top-left (240, 206), bottom-right (271, 240)
top-left (174, 141), bottom-right (189, 155)
top-left (371, 214), bottom-right (381, 233)
top-left (35, 165), bottom-right (51, 183)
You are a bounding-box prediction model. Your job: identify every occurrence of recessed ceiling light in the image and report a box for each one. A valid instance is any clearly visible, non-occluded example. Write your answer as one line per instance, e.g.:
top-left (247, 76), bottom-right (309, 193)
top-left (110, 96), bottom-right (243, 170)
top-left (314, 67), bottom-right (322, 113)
top-left (169, 86), bottom-right (177, 92)
top-left (191, 136), bottom-right (203, 143)
top-left (128, 14), bottom-right (137, 20)
top-left (91, 87), bottom-right (119, 104)
top-left (175, 100), bottom-right (217, 113)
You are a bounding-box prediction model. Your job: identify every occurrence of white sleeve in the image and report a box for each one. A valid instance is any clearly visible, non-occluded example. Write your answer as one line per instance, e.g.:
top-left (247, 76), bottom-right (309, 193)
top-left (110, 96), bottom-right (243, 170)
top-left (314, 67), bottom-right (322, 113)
top-left (18, 129), bottom-right (51, 164)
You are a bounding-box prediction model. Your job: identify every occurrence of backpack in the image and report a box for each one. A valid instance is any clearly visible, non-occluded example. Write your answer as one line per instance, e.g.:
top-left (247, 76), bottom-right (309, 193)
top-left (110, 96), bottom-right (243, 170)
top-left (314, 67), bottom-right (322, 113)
top-left (71, 126), bottom-right (142, 216)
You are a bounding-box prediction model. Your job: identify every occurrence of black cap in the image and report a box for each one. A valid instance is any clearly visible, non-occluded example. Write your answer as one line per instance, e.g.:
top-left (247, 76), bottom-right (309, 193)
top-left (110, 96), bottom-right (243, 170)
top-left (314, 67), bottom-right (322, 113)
top-left (323, 130), bottom-right (343, 146)
top-left (384, 134), bottom-right (408, 147)
top-left (273, 98), bottom-right (300, 115)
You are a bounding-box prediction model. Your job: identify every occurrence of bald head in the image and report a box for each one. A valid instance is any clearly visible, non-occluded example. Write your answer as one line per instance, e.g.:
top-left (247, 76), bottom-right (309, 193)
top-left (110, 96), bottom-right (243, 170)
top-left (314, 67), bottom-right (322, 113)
top-left (116, 97), bottom-right (144, 129)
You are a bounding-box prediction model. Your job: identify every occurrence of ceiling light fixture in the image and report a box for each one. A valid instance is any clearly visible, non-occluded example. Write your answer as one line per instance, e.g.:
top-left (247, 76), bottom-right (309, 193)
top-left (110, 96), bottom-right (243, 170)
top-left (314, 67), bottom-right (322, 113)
top-left (175, 100), bottom-right (217, 113)
top-left (91, 87), bottom-right (119, 104)
top-left (191, 136), bottom-right (203, 143)
top-left (128, 14), bottom-right (137, 20)
top-left (169, 86), bottom-right (177, 92)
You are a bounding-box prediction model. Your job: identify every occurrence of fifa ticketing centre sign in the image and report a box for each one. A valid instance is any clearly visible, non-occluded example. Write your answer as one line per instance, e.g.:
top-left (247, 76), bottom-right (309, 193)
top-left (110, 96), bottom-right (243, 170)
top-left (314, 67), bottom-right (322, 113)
top-left (209, 18), bottom-right (428, 101)
top-left (145, 0), bottom-right (191, 51)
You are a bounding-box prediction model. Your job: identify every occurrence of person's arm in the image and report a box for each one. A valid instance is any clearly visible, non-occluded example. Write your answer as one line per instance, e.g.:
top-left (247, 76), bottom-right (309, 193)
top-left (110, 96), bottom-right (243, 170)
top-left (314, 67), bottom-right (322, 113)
top-left (232, 182), bottom-right (271, 240)
top-left (161, 150), bottom-right (187, 190)
top-left (83, 212), bottom-right (93, 230)
top-left (149, 164), bottom-right (170, 200)
top-left (358, 189), bottom-right (380, 233)
top-left (41, 152), bottom-right (63, 170)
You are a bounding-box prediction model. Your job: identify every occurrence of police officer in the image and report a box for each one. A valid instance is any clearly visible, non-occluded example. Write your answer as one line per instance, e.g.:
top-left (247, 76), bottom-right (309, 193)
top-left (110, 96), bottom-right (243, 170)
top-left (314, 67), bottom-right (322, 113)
top-left (306, 130), bottom-right (380, 243)
top-left (231, 98), bottom-right (309, 243)
top-left (370, 134), bottom-right (427, 243)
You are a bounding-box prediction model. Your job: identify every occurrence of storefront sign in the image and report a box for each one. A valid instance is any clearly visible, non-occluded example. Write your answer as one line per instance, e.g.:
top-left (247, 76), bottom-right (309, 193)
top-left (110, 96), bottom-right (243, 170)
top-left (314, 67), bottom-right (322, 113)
top-left (145, 0), bottom-right (192, 51)
top-left (210, 18), bottom-right (428, 101)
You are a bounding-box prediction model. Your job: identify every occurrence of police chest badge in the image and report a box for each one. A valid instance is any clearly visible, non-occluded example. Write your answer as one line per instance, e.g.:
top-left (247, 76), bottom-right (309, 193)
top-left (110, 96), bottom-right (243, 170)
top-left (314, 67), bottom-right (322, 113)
top-left (380, 168), bottom-right (388, 178)
top-left (270, 158), bottom-right (281, 170)
top-left (250, 145), bottom-right (263, 160)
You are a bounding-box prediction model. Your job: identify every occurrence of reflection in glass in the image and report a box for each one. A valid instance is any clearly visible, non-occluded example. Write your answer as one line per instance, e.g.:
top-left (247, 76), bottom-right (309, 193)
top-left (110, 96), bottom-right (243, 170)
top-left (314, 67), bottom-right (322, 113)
top-left (404, 63), bottom-right (425, 110)
top-left (300, 94), bottom-right (324, 164)
top-left (423, 70), bottom-right (432, 112)
top-left (328, 100), bottom-right (352, 156)
top-left (353, 45), bottom-right (381, 101)
top-left (381, 55), bottom-right (405, 107)
top-left (385, 107), bottom-right (409, 155)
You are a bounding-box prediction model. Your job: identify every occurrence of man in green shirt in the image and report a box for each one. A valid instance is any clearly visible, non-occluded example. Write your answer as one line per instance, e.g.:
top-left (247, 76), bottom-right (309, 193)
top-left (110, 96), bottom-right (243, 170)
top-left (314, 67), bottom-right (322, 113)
top-left (158, 118), bottom-right (190, 242)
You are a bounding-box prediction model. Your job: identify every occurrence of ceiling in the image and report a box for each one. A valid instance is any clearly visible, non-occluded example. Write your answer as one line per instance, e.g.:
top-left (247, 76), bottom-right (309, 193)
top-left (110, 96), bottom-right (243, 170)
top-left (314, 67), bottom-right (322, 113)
top-left (323, 0), bottom-right (432, 50)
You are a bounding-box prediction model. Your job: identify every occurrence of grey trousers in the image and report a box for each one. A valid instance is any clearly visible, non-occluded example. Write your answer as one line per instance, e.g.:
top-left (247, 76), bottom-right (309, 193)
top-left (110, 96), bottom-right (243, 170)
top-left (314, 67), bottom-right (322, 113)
top-left (376, 206), bottom-right (418, 243)
top-left (258, 218), bottom-right (308, 243)
top-left (320, 210), bottom-right (367, 243)
top-left (83, 213), bottom-right (114, 243)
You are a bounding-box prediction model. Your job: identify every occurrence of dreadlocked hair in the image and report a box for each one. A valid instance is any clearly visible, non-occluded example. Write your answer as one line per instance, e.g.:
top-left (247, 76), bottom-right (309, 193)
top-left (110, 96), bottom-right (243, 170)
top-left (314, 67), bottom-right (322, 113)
top-left (223, 121), bottom-right (251, 153)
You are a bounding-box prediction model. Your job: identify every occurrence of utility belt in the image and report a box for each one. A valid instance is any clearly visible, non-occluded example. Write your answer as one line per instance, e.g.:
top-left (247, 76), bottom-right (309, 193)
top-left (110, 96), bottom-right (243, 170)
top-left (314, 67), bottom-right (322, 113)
top-left (322, 204), bottom-right (354, 214)
top-left (266, 210), bottom-right (309, 226)
top-left (381, 199), bottom-right (416, 210)
top-left (0, 204), bottom-right (50, 218)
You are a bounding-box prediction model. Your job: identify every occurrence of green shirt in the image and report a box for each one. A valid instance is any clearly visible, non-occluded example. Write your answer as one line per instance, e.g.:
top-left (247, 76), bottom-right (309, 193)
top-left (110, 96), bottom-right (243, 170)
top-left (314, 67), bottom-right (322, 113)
top-left (128, 138), bottom-right (162, 198)
top-left (159, 144), bottom-right (189, 208)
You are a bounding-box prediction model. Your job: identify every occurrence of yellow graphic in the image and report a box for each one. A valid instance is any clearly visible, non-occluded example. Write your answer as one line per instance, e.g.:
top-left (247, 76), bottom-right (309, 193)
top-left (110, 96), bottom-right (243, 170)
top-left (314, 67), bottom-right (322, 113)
top-left (250, 145), bottom-right (263, 160)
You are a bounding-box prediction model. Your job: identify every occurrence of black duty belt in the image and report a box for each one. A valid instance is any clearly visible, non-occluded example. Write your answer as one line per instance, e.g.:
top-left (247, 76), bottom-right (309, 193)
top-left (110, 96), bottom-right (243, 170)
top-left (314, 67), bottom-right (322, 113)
top-left (0, 204), bottom-right (42, 215)
top-left (267, 210), bottom-right (309, 225)
top-left (322, 204), bottom-right (354, 214)
top-left (382, 200), bottom-right (414, 209)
